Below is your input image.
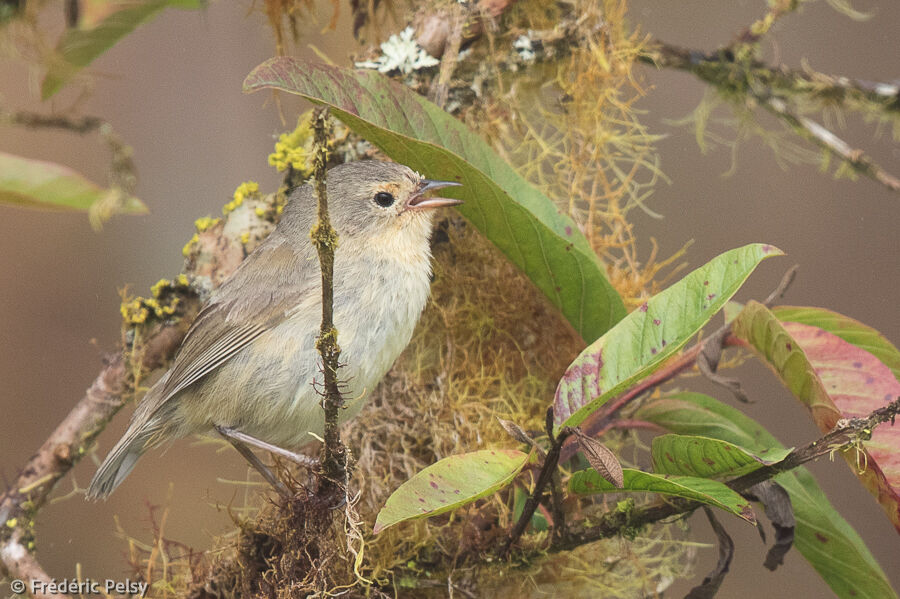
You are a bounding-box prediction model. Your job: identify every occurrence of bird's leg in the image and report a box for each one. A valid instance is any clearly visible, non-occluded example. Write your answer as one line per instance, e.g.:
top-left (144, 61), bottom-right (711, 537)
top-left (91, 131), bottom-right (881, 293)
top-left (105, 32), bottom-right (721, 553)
top-left (216, 426), bottom-right (320, 468)
top-left (216, 426), bottom-right (293, 496)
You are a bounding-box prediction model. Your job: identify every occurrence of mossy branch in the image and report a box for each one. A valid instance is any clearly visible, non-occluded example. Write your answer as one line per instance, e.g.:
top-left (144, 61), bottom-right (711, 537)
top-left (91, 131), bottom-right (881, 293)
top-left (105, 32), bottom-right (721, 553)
top-left (309, 107), bottom-right (348, 491)
top-left (0, 178), bottom-right (276, 592)
top-left (642, 39), bottom-right (900, 193)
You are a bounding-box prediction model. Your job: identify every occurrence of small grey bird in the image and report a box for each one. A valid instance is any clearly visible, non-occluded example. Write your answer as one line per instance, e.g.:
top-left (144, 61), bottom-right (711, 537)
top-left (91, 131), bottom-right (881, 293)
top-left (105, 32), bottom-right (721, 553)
top-left (88, 161), bottom-right (461, 499)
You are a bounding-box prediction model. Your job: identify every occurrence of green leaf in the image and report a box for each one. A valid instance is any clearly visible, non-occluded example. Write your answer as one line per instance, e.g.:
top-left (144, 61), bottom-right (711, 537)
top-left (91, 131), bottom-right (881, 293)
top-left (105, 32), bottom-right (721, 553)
top-left (42, 0), bottom-right (203, 99)
top-left (569, 468), bottom-right (756, 524)
top-left (773, 305), bottom-right (900, 383)
top-left (243, 58), bottom-right (626, 342)
top-left (554, 243), bottom-right (782, 430)
top-left (651, 434), bottom-right (791, 479)
top-left (512, 485), bottom-right (548, 532)
top-left (0, 151), bottom-right (146, 215)
top-left (374, 449), bottom-right (528, 534)
top-left (636, 392), bottom-right (897, 599)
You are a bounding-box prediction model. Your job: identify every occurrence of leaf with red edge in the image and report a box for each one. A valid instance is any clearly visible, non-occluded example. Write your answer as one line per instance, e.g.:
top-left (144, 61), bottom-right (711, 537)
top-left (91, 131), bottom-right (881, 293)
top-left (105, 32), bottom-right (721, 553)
top-left (773, 305), bottom-right (900, 382)
top-left (734, 301), bottom-right (900, 532)
top-left (553, 243), bottom-right (781, 431)
top-left (783, 321), bottom-right (900, 532)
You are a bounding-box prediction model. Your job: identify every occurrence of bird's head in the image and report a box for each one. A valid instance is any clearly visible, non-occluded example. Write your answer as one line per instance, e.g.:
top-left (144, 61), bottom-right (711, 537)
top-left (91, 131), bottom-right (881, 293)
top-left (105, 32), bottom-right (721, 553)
top-left (279, 160), bottom-right (462, 259)
top-left (328, 160), bottom-right (461, 236)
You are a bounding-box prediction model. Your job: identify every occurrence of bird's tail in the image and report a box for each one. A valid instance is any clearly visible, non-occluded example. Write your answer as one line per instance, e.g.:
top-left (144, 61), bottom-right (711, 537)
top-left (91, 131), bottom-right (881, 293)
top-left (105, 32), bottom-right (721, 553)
top-left (86, 419), bottom-right (159, 500)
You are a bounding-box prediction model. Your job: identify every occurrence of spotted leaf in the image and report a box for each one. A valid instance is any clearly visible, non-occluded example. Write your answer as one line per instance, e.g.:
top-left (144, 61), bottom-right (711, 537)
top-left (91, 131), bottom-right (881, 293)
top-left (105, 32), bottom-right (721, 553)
top-left (651, 434), bottom-right (791, 479)
top-left (374, 449), bottom-right (528, 533)
top-left (569, 468), bottom-right (757, 524)
top-left (554, 243), bottom-right (781, 431)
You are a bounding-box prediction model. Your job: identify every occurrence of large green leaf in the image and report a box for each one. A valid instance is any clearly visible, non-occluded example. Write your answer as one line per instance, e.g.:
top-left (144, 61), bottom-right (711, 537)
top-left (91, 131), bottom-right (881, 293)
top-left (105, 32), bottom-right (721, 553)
top-left (636, 392), bottom-right (896, 599)
top-left (569, 468), bottom-right (756, 524)
top-left (651, 434), bottom-right (791, 479)
top-left (773, 305), bottom-right (900, 382)
top-left (0, 151), bottom-right (146, 215)
top-left (374, 449), bottom-right (528, 533)
top-left (243, 58), bottom-right (625, 342)
top-left (42, 0), bottom-right (203, 99)
top-left (554, 243), bottom-right (781, 430)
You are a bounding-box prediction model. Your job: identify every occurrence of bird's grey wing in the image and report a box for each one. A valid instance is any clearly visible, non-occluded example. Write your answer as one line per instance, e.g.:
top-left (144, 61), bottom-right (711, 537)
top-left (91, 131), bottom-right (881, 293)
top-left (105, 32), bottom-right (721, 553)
top-left (142, 239), bottom-right (317, 417)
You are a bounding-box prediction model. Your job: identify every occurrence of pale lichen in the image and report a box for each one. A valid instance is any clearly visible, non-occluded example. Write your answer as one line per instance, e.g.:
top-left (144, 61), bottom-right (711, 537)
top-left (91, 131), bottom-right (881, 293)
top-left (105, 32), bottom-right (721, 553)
top-left (355, 27), bottom-right (440, 75)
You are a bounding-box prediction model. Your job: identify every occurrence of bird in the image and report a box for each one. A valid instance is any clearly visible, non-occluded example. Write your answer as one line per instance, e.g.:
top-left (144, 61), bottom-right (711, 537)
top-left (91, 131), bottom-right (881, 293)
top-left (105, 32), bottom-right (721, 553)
top-left (87, 161), bottom-right (461, 499)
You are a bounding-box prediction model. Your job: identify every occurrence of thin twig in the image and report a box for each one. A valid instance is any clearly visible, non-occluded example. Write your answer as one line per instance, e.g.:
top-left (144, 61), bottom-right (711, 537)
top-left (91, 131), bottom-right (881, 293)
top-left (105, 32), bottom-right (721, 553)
top-left (1, 110), bottom-right (103, 134)
top-left (501, 409), bottom-right (572, 556)
top-left (309, 108), bottom-right (347, 493)
top-left (1, 109), bottom-right (142, 227)
top-left (763, 97), bottom-right (900, 192)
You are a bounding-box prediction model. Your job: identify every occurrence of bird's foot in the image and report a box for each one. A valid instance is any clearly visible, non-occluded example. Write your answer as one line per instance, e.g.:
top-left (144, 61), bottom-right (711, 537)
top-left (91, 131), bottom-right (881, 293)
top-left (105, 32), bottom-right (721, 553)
top-left (215, 425), bottom-right (319, 497)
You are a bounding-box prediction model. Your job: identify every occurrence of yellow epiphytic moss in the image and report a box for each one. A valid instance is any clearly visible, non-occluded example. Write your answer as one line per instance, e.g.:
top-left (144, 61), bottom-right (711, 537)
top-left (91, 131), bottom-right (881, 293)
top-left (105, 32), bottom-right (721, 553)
top-left (182, 233), bottom-right (199, 257)
top-left (150, 278), bottom-right (170, 298)
top-left (469, 0), bottom-right (684, 308)
top-left (121, 277), bottom-right (189, 327)
top-left (223, 181), bottom-right (260, 215)
top-left (193, 216), bottom-right (221, 233)
top-left (268, 111), bottom-right (317, 174)
top-left (120, 298), bottom-right (149, 325)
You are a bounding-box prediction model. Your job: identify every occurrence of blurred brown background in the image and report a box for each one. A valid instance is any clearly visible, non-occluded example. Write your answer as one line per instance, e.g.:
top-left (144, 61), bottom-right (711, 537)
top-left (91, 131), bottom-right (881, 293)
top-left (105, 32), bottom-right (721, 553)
top-left (1, 0), bottom-right (897, 596)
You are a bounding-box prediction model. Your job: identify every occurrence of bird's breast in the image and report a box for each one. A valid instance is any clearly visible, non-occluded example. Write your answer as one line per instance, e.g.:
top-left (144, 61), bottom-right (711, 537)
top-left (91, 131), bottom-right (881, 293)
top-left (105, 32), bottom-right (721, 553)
top-left (205, 249), bottom-right (433, 448)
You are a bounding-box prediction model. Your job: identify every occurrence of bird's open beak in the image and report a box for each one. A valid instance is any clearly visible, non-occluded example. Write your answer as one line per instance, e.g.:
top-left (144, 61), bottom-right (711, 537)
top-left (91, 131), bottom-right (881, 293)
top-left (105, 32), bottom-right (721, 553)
top-left (406, 179), bottom-right (463, 211)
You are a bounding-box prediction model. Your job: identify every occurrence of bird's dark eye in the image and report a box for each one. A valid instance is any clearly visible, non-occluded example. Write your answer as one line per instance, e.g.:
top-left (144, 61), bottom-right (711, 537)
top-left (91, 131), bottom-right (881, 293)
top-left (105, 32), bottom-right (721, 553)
top-left (373, 191), bottom-right (395, 207)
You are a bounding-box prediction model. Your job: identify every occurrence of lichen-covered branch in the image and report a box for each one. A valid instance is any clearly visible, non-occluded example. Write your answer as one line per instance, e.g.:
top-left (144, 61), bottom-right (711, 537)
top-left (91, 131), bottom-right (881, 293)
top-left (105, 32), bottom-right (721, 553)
top-left (0, 316), bottom-right (195, 590)
top-left (0, 188), bottom-right (280, 594)
top-left (763, 97), bottom-right (900, 192)
top-left (641, 39), bottom-right (900, 193)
